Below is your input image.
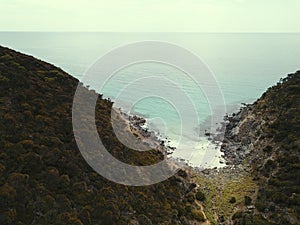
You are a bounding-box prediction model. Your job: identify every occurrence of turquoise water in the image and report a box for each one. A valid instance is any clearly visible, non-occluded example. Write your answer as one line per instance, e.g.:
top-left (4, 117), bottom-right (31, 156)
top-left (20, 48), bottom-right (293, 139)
top-left (1, 32), bottom-right (299, 166)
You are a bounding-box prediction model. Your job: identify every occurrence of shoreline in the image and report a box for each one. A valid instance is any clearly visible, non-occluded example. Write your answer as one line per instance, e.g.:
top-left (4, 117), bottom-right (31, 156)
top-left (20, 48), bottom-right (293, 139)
top-left (112, 107), bottom-right (177, 156)
top-left (113, 106), bottom-right (230, 169)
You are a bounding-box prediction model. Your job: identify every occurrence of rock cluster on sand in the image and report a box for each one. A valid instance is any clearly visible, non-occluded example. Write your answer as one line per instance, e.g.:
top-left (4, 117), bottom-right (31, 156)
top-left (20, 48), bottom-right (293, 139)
top-left (220, 105), bottom-right (253, 166)
top-left (119, 110), bottom-right (176, 155)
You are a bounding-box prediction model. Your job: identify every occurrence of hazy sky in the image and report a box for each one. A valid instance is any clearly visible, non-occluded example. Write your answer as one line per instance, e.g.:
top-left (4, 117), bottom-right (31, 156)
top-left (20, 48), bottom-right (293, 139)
top-left (0, 0), bottom-right (299, 32)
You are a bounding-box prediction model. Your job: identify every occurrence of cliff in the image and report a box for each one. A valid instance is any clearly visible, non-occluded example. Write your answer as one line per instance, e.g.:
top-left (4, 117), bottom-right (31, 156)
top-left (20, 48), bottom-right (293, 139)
top-left (0, 46), bottom-right (205, 225)
top-left (191, 71), bottom-right (299, 225)
top-left (222, 71), bottom-right (300, 224)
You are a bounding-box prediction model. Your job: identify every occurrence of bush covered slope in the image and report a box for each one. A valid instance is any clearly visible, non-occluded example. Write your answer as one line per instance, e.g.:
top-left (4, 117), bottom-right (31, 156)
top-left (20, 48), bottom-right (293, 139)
top-left (0, 46), bottom-right (204, 225)
top-left (251, 72), bottom-right (300, 225)
top-left (224, 71), bottom-right (300, 224)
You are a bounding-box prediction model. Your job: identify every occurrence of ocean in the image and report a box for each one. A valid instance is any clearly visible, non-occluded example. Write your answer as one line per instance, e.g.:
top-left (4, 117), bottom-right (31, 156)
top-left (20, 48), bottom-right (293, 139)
top-left (1, 32), bottom-right (299, 167)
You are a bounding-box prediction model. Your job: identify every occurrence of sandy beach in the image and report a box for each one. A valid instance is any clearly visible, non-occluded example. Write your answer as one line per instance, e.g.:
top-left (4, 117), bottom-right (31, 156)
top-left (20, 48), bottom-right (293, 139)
top-left (112, 107), bottom-right (226, 169)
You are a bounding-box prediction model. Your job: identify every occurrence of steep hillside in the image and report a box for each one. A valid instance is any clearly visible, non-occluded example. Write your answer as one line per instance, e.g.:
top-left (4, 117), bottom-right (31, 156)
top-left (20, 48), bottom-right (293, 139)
top-left (0, 46), bottom-right (205, 225)
top-left (1, 45), bottom-right (298, 225)
top-left (222, 71), bottom-right (300, 224)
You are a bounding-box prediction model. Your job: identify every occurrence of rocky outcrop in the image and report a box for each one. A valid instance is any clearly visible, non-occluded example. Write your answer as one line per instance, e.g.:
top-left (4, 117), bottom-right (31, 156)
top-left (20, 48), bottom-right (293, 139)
top-left (221, 71), bottom-right (300, 225)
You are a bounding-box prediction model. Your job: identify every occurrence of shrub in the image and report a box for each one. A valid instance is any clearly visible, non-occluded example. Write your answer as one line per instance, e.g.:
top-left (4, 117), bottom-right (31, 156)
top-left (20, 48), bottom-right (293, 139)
top-left (229, 197), bottom-right (236, 204)
top-left (195, 190), bottom-right (206, 201)
top-left (244, 196), bottom-right (252, 206)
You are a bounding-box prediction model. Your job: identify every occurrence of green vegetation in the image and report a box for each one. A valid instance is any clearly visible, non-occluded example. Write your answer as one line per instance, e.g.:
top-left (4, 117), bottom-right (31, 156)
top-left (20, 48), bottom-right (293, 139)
top-left (0, 45), bottom-right (298, 225)
top-left (229, 197), bottom-right (236, 204)
top-left (194, 173), bottom-right (258, 224)
top-left (0, 46), bottom-right (204, 225)
top-left (232, 71), bottom-right (300, 225)
top-left (250, 72), bottom-right (300, 225)
top-left (195, 190), bottom-right (206, 202)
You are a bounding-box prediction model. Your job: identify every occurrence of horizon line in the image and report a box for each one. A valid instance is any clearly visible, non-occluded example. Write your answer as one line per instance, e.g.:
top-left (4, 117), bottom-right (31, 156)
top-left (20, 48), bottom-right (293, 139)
top-left (1, 31), bottom-right (300, 34)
